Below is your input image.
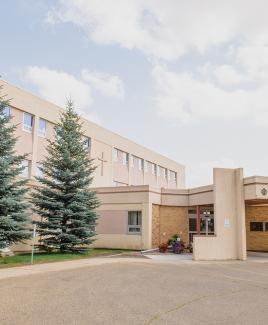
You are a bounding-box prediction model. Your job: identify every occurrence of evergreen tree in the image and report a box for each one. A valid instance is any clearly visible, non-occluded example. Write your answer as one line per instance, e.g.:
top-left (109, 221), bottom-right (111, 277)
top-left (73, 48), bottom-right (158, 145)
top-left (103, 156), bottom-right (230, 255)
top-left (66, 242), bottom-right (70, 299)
top-left (32, 101), bottom-right (99, 252)
top-left (0, 88), bottom-right (31, 249)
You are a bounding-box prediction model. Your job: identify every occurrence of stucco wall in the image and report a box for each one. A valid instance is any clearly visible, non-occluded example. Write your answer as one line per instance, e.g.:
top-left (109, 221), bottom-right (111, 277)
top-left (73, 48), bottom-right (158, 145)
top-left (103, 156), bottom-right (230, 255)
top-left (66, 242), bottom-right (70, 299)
top-left (246, 205), bottom-right (268, 251)
top-left (193, 168), bottom-right (247, 261)
top-left (152, 205), bottom-right (189, 247)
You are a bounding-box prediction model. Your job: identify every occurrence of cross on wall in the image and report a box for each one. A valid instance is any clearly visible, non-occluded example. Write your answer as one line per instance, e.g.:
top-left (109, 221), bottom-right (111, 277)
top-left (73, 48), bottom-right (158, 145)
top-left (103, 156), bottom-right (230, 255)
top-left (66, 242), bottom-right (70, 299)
top-left (98, 152), bottom-right (107, 176)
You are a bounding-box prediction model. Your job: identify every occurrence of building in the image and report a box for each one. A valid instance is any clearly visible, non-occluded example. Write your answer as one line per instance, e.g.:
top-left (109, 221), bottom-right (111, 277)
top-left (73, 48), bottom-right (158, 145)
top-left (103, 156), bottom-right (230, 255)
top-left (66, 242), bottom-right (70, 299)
top-left (1, 80), bottom-right (268, 260)
top-left (1, 81), bottom-right (184, 190)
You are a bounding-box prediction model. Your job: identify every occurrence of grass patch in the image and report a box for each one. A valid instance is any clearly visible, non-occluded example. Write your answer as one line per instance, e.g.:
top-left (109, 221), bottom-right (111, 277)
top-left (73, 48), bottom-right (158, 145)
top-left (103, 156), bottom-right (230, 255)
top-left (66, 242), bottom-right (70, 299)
top-left (0, 248), bottom-right (128, 268)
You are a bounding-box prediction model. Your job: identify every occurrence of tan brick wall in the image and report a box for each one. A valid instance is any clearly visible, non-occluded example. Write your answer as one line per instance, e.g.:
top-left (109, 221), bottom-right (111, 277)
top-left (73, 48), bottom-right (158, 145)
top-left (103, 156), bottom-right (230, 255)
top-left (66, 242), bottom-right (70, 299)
top-left (152, 205), bottom-right (189, 247)
top-left (152, 205), bottom-right (161, 248)
top-left (246, 205), bottom-right (268, 251)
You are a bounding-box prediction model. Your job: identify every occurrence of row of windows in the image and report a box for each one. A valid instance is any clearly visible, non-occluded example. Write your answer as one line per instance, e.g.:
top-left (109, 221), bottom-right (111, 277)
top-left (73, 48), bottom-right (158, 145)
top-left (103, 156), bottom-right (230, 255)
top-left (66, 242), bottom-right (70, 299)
top-left (3, 106), bottom-right (48, 138)
top-left (4, 106), bottom-right (91, 150)
top-left (4, 106), bottom-right (175, 182)
top-left (113, 148), bottom-right (177, 182)
top-left (250, 222), bottom-right (268, 232)
top-left (23, 112), bottom-right (47, 137)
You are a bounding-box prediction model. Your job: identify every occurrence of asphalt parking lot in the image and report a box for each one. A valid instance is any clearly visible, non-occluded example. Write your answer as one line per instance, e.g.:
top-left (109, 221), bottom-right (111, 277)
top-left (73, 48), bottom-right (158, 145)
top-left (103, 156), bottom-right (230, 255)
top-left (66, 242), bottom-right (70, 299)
top-left (0, 258), bottom-right (268, 325)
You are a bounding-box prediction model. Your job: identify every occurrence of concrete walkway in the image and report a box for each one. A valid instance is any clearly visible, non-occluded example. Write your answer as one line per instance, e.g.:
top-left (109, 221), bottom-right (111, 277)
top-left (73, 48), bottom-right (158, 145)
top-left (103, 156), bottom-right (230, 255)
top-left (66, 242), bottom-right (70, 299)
top-left (0, 256), bottom-right (195, 280)
top-left (144, 253), bottom-right (193, 261)
top-left (1, 256), bottom-right (268, 325)
top-left (0, 252), bottom-right (268, 281)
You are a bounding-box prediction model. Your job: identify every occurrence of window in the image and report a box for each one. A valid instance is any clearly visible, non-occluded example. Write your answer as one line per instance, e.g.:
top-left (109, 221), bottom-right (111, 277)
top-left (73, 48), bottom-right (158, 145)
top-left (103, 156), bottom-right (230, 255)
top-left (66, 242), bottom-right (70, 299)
top-left (164, 168), bottom-right (168, 179)
top-left (138, 159), bottom-right (143, 171)
top-left (265, 223), bottom-right (268, 231)
top-left (130, 155), bottom-right (134, 167)
top-left (133, 156), bottom-right (143, 170)
top-left (250, 222), bottom-right (263, 231)
top-left (20, 160), bottom-right (30, 178)
top-left (3, 106), bottom-right (11, 117)
top-left (188, 209), bottom-right (196, 215)
top-left (122, 152), bottom-right (129, 166)
top-left (82, 136), bottom-right (91, 151)
top-left (113, 148), bottom-right (119, 162)
top-left (158, 166), bottom-right (166, 178)
top-left (169, 170), bottom-right (177, 183)
top-left (189, 218), bottom-right (197, 232)
top-left (128, 211), bottom-right (142, 233)
top-left (151, 163), bottom-right (156, 175)
top-left (36, 163), bottom-right (43, 178)
top-left (23, 112), bottom-right (33, 133)
top-left (38, 118), bottom-right (47, 137)
top-left (144, 161), bottom-right (148, 172)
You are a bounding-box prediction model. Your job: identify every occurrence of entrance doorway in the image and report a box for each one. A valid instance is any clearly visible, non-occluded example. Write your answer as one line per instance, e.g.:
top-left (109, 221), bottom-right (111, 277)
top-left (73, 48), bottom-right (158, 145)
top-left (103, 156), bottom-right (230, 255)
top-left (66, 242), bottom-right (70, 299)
top-left (189, 206), bottom-right (214, 243)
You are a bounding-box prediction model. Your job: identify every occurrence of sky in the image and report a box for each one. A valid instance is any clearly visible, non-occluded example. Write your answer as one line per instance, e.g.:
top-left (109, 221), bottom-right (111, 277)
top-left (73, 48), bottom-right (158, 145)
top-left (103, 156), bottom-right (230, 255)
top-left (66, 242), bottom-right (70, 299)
top-left (1, 0), bottom-right (268, 187)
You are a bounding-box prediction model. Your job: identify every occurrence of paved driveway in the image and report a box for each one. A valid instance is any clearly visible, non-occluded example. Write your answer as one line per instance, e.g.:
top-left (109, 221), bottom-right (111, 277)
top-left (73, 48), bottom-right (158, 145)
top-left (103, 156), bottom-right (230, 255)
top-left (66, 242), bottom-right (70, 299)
top-left (0, 258), bottom-right (268, 325)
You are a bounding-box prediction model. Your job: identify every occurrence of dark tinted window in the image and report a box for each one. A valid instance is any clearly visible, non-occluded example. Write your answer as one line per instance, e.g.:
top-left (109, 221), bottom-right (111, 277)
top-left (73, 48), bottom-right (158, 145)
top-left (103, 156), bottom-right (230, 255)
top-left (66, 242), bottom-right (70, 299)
top-left (265, 223), bottom-right (268, 231)
top-left (250, 222), bottom-right (263, 231)
top-left (189, 218), bottom-right (197, 231)
top-left (188, 209), bottom-right (196, 214)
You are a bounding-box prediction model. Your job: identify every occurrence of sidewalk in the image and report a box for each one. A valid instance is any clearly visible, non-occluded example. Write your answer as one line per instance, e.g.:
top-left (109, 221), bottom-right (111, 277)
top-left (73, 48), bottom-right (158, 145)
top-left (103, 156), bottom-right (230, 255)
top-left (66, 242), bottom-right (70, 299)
top-left (0, 252), bottom-right (267, 281)
top-left (0, 255), bottom-right (198, 280)
top-left (0, 257), bottom-right (133, 280)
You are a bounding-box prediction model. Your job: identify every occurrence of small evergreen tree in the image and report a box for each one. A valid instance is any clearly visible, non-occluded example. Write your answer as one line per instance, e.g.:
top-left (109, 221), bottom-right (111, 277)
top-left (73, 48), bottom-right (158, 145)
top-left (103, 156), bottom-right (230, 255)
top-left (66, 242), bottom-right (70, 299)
top-left (32, 101), bottom-right (99, 252)
top-left (0, 88), bottom-right (31, 249)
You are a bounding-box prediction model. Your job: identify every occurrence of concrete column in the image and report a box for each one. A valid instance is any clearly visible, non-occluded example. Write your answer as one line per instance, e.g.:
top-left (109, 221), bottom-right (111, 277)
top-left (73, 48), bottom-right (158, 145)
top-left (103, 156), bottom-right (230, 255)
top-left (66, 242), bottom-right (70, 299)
top-left (193, 168), bottom-right (247, 261)
top-left (141, 202), bottom-right (152, 250)
top-left (235, 169), bottom-right (247, 260)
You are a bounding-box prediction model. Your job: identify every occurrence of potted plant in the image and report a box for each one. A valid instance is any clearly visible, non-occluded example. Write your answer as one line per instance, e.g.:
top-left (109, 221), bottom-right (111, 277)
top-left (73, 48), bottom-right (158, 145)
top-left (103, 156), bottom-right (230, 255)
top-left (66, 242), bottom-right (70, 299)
top-left (168, 234), bottom-right (179, 246)
top-left (159, 242), bottom-right (168, 253)
top-left (172, 238), bottom-right (185, 254)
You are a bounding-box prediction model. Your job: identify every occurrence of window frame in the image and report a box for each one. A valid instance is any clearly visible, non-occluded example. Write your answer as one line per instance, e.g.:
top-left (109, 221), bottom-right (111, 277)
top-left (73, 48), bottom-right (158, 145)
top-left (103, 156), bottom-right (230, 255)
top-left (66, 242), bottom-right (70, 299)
top-left (122, 152), bottom-right (129, 166)
top-left (164, 168), bottom-right (168, 180)
top-left (250, 222), bottom-right (264, 232)
top-left (3, 106), bottom-right (11, 117)
top-left (38, 118), bottom-right (47, 137)
top-left (265, 222), bottom-right (268, 231)
top-left (169, 170), bottom-right (177, 183)
top-left (23, 112), bottom-right (33, 133)
top-left (20, 159), bottom-right (30, 178)
top-left (128, 211), bottom-right (142, 234)
top-left (113, 148), bottom-right (119, 162)
top-left (36, 163), bottom-right (44, 178)
top-left (82, 135), bottom-right (91, 151)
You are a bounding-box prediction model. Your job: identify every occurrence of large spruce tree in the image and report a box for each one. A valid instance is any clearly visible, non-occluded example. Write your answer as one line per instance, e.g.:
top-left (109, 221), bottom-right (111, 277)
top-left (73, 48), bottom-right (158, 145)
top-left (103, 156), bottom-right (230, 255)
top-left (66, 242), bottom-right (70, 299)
top-left (32, 101), bottom-right (99, 252)
top-left (0, 89), bottom-right (31, 249)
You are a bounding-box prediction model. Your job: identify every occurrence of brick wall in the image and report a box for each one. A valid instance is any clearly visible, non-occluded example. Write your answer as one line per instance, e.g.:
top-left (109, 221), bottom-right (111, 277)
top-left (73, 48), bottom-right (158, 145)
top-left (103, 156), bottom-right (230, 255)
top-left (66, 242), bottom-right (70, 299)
top-left (152, 205), bottom-right (189, 247)
top-left (246, 205), bottom-right (268, 251)
top-left (152, 205), bottom-right (161, 247)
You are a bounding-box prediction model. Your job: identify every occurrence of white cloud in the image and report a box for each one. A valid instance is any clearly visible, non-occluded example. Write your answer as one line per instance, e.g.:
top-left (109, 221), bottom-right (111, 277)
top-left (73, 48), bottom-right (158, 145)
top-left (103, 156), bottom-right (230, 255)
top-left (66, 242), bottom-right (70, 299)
top-left (213, 65), bottom-right (246, 86)
top-left (236, 46), bottom-right (268, 82)
top-left (152, 64), bottom-right (268, 124)
top-left (47, 0), bottom-right (268, 60)
top-left (25, 66), bottom-right (94, 118)
top-left (24, 66), bottom-right (124, 121)
top-left (81, 70), bottom-right (124, 99)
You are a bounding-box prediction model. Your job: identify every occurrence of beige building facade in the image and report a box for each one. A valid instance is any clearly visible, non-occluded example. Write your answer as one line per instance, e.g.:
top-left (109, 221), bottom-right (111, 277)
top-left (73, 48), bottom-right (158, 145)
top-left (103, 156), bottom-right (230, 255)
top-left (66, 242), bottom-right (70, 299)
top-left (1, 80), bottom-right (268, 260)
top-left (93, 169), bottom-right (268, 261)
top-left (1, 80), bottom-right (184, 190)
